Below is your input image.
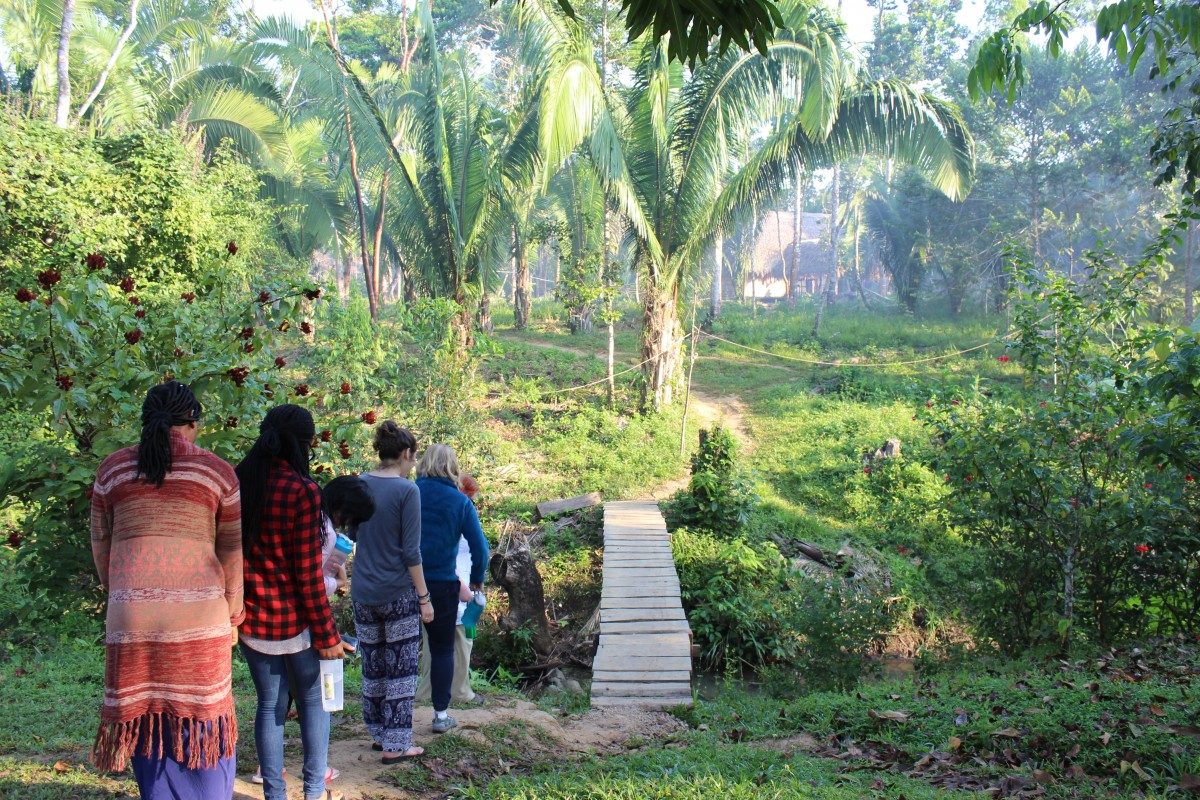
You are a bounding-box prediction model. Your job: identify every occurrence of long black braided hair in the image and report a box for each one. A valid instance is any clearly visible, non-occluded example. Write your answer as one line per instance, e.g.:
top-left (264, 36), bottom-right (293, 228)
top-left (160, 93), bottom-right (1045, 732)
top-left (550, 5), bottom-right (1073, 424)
top-left (137, 381), bottom-right (202, 487)
top-left (235, 404), bottom-right (315, 550)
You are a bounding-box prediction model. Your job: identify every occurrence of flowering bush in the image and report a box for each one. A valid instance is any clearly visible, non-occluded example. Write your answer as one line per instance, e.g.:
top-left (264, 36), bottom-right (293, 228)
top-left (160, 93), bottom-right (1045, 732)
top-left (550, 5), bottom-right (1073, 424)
top-left (0, 121), bottom-right (357, 609)
top-left (927, 249), bottom-right (1200, 648)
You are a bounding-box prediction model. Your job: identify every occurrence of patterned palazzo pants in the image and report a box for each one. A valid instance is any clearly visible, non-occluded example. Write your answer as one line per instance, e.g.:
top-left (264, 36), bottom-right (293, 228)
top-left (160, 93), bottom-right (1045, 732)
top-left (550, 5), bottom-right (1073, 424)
top-left (353, 591), bottom-right (421, 753)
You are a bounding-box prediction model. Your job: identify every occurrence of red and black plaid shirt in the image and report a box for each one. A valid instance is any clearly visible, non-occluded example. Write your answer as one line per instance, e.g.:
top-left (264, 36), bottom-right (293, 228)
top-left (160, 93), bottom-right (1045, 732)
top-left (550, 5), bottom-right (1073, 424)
top-left (240, 460), bottom-right (339, 651)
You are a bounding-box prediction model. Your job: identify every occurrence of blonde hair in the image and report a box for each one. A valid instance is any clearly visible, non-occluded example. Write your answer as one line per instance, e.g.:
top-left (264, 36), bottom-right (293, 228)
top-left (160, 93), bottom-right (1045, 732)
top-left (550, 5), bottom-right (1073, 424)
top-left (416, 443), bottom-right (461, 487)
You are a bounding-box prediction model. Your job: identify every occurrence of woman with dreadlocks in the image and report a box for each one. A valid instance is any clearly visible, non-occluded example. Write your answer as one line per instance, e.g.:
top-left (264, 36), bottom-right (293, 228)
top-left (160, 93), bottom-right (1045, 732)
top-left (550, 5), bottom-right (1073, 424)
top-left (237, 404), bottom-right (343, 800)
top-left (90, 381), bottom-right (243, 800)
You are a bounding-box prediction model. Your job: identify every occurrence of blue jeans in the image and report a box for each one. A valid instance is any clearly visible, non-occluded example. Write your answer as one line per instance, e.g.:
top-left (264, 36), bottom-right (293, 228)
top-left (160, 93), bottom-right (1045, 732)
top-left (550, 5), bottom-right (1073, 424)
top-left (240, 644), bottom-right (329, 800)
top-left (424, 580), bottom-right (461, 713)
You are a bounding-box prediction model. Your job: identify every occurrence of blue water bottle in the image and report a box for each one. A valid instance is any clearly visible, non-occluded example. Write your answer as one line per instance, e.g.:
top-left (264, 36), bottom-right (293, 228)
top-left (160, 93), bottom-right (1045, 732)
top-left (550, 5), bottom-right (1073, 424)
top-left (461, 591), bottom-right (486, 639)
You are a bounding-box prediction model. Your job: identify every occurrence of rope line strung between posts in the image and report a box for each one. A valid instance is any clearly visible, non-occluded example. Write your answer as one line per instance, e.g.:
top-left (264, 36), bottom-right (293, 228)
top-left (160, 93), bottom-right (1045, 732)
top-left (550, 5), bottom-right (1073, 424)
top-left (549, 332), bottom-right (695, 394)
top-left (698, 329), bottom-right (1018, 368)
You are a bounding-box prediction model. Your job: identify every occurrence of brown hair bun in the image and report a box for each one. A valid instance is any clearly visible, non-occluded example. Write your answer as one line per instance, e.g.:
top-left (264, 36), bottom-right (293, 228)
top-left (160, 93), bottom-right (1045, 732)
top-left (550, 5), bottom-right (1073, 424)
top-left (374, 420), bottom-right (418, 461)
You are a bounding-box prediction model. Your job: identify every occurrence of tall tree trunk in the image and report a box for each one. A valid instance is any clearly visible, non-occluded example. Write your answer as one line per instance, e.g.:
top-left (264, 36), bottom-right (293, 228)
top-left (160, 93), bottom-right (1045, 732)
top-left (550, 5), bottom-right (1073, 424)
top-left (790, 179), bottom-right (804, 307)
top-left (371, 171), bottom-right (390, 312)
top-left (514, 226), bottom-right (531, 329)
top-left (1186, 221), bottom-right (1194, 324)
top-left (813, 165), bottom-right (841, 337)
top-left (76, 0), bottom-right (140, 122)
top-left (710, 231), bottom-right (723, 320)
top-left (55, 0), bottom-right (76, 127)
top-left (477, 293), bottom-right (493, 333)
top-left (319, 0), bottom-right (378, 319)
top-left (641, 272), bottom-right (682, 410)
top-left (852, 213), bottom-right (872, 311)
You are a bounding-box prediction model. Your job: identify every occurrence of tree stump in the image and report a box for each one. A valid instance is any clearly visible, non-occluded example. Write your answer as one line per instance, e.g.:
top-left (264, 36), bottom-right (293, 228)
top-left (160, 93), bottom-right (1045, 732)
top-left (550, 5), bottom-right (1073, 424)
top-left (489, 533), bottom-right (554, 658)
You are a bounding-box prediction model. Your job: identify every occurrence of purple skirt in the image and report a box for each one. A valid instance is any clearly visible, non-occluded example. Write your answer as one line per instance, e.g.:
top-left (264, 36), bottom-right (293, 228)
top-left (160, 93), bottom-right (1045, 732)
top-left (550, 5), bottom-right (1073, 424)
top-left (130, 718), bottom-right (235, 800)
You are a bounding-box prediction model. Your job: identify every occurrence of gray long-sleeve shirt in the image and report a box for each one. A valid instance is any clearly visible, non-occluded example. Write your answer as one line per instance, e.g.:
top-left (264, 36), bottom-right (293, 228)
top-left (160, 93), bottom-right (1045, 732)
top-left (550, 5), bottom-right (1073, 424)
top-left (350, 474), bottom-right (422, 607)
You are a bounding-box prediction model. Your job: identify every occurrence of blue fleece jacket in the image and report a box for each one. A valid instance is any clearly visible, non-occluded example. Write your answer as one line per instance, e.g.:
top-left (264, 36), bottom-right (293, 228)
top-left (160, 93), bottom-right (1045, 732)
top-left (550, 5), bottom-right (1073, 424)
top-left (414, 476), bottom-right (489, 585)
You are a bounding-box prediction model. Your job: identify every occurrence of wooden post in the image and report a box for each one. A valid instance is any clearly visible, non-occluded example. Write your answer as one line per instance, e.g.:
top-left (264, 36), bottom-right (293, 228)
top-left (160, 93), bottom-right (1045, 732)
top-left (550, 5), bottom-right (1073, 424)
top-left (679, 303), bottom-right (699, 458)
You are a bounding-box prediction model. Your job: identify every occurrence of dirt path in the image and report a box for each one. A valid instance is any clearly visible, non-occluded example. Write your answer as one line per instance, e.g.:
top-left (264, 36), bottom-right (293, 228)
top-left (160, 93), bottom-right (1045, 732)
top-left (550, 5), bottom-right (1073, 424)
top-left (495, 331), bottom-right (753, 453)
top-left (232, 699), bottom-right (685, 799)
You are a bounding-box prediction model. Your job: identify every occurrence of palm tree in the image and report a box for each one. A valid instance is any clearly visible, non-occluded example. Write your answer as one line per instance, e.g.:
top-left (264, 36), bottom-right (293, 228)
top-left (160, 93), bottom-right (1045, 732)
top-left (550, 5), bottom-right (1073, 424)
top-left (521, 0), bottom-right (975, 408)
top-left (384, 3), bottom-right (542, 346)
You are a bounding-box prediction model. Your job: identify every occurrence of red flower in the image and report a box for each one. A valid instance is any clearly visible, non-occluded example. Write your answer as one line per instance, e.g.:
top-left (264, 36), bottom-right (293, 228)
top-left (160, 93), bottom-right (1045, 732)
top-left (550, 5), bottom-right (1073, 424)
top-left (340, 382), bottom-right (351, 395)
top-left (319, 429), bottom-right (333, 443)
top-left (1039, 401), bottom-right (1048, 409)
top-left (1135, 544), bottom-right (1150, 555)
top-left (55, 374), bottom-right (73, 391)
top-left (124, 329), bottom-right (143, 345)
top-left (1144, 482), bottom-right (1153, 490)
top-left (243, 343), bottom-right (254, 353)
top-left (174, 347), bottom-right (185, 358)
top-left (128, 295), bottom-right (140, 306)
top-left (896, 545), bottom-right (909, 555)
top-left (304, 288), bottom-right (322, 300)
top-left (227, 366), bottom-right (250, 387)
top-left (227, 241), bottom-right (238, 256)
top-left (1187, 475), bottom-right (1195, 483)
top-left (338, 441), bottom-right (352, 459)
top-left (314, 464), bottom-right (326, 474)
top-left (120, 276), bottom-right (135, 293)
top-left (997, 354), bottom-right (1011, 363)
top-left (6, 532), bottom-right (21, 549)
top-left (257, 290), bottom-right (271, 303)
top-left (951, 399), bottom-right (961, 406)
top-left (362, 411), bottom-right (377, 425)
top-left (85, 253), bottom-right (107, 271)
top-left (274, 356), bottom-right (287, 368)
top-left (36, 269), bottom-right (61, 289)
top-left (14, 288), bottom-right (36, 303)
top-left (964, 474), bottom-right (974, 483)
top-left (239, 326), bottom-right (254, 340)
top-left (300, 321), bottom-right (313, 335)
top-left (226, 417), bottom-right (238, 429)
top-left (135, 308), bottom-right (146, 319)
top-left (925, 401), bottom-right (933, 409)
top-left (181, 292), bottom-right (195, 304)
top-left (294, 383), bottom-right (310, 397)
top-left (863, 466), bottom-right (872, 475)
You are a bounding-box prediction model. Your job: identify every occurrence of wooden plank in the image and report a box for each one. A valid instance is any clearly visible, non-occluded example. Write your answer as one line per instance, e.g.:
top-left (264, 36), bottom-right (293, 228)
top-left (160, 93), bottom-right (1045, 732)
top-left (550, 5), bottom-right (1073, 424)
top-left (600, 595), bottom-right (682, 608)
top-left (600, 607), bottom-right (687, 622)
top-left (593, 670), bottom-right (692, 682)
top-left (593, 655), bottom-right (692, 670)
top-left (603, 565), bottom-right (677, 574)
top-left (601, 620), bottom-right (691, 634)
top-left (592, 681), bottom-right (692, 697)
top-left (536, 492), bottom-right (603, 520)
top-left (591, 696), bottom-right (692, 708)
top-left (596, 648), bottom-right (689, 661)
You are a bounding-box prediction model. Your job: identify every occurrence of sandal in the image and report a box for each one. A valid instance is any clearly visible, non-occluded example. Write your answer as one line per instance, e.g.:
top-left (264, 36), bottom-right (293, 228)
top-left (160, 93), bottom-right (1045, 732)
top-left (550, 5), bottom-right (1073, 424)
top-left (381, 746), bottom-right (424, 763)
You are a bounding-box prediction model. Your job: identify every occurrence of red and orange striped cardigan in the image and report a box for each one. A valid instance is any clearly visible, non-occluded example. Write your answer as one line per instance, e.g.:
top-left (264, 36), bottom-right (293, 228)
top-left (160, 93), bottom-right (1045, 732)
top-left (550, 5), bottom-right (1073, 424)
top-left (89, 431), bottom-right (244, 772)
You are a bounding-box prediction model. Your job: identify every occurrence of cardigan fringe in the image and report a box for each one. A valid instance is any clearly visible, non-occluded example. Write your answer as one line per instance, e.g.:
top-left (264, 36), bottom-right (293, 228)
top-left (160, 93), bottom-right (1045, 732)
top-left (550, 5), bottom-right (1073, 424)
top-left (92, 709), bottom-right (237, 772)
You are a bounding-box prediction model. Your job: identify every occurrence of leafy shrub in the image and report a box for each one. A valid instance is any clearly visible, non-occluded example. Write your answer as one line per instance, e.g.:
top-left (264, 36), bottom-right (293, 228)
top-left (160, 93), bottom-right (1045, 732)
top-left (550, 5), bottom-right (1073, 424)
top-left (929, 250), bottom-right (1200, 649)
top-left (667, 425), bottom-right (756, 535)
top-left (672, 528), bottom-right (798, 670)
top-left (792, 575), bottom-right (896, 692)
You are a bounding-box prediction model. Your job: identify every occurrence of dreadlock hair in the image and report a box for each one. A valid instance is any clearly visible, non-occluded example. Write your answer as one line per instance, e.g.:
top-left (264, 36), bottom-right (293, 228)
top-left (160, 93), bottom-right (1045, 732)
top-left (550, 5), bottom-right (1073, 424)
top-left (236, 404), bottom-right (316, 550)
top-left (137, 381), bottom-right (202, 488)
top-left (321, 475), bottom-right (375, 534)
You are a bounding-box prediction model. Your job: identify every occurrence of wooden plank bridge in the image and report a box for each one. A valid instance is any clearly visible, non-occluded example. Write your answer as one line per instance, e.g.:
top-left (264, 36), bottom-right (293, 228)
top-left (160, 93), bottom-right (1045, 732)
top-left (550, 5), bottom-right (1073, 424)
top-left (591, 501), bottom-right (693, 708)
